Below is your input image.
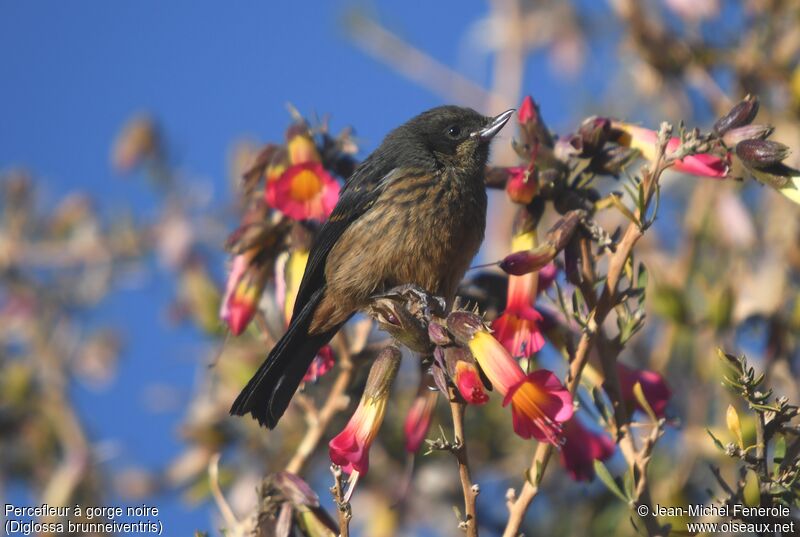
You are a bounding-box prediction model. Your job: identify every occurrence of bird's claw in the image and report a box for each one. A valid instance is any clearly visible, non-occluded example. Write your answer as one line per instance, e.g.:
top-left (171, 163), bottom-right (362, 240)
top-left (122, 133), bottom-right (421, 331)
top-left (370, 284), bottom-right (445, 318)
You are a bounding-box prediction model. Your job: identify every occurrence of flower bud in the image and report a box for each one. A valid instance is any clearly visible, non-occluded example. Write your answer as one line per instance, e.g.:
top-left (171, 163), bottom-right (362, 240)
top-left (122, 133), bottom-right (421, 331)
top-left (720, 124), bottom-right (773, 147)
top-left (518, 96), bottom-right (537, 124)
top-left (446, 311), bottom-right (488, 345)
top-left (713, 95), bottom-right (759, 135)
top-left (577, 116), bottom-right (611, 155)
top-left (499, 244), bottom-right (557, 276)
top-left (427, 321), bottom-right (452, 346)
top-left (735, 139), bottom-right (791, 168)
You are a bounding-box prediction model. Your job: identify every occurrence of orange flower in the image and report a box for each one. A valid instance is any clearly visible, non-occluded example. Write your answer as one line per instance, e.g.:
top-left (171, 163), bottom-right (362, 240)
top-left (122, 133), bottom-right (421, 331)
top-left (449, 313), bottom-right (573, 442)
top-left (265, 162), bottom-right (340, 222)
top-left (329, 347), bottom-right (400, 475)
top-left (492, 230), bottom-right (549, 357)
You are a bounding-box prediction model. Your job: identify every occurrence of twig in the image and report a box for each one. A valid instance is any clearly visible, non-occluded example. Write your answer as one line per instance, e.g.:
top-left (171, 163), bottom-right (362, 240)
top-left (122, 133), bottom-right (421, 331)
top-left (285, 336), bottom-right (354, 475)
top-left (330, 465), bottom-right (351, 537)
top-left (503, 125), bottom-right (674, 537)
top-left (208, 453), bottom-right (242, 533)
top-left (449, 398), bottom-right (480, 537)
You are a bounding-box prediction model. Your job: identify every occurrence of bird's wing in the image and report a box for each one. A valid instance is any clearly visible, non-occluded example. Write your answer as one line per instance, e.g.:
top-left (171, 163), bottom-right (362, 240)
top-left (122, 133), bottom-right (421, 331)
top-left (290, 160), bottom-right (404, 319)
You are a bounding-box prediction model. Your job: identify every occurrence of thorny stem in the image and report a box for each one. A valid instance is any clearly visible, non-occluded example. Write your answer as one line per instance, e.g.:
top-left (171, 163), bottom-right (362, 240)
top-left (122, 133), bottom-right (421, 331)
top-left (330, 465), bottom-right (351, 537)
top-left (449, 398), bottom-right (480, 537)
top-left (503, 126), bottom-right (674, 537)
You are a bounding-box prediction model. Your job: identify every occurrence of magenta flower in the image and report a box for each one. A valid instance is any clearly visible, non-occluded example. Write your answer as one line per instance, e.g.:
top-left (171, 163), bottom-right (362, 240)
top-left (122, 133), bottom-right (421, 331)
top-left (617, 363), bottom-right (671, 418)
top-left (558, 416), bottom-right (616, 481)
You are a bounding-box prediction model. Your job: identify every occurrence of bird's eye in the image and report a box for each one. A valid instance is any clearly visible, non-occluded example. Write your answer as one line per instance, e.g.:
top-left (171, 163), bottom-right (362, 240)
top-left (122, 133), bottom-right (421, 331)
top-left (446, 125), bottom-right (462, 139)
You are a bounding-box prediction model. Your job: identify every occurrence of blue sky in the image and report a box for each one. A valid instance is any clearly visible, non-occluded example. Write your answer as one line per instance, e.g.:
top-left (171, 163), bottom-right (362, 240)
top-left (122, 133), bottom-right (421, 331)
top-left (0, 1), bottom-right (621, 534)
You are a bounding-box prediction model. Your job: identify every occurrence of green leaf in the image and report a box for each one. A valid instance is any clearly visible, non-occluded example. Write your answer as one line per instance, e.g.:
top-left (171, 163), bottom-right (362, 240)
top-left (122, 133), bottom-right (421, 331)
top-left (637, 262), bottom-right (648, 290)
top-left (706, 428), bottom-right (726, 452)
top-left (593, 461), bottom-right (629, 503)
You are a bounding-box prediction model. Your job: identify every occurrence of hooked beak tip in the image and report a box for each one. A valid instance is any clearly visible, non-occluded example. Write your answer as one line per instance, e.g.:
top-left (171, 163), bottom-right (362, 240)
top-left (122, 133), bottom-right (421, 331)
top-left (474, 109), bottom-right (516, 141)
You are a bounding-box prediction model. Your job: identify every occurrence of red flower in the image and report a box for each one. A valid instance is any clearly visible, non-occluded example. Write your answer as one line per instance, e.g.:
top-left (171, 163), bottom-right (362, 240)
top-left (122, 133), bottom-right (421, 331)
top-left (403, 390), bottom-right (438, 453)
top-left (505, 166), bottom-right (537, 204)
top-left (452, 315), bottom-right (573, 442)
top-left (559, 416), bottom-right (615, 482)
top-left (453, 360), bottom-right (489, 405)
top-left (617, 363), bottom-right (671, 418)
top-left (329, 347), bottom-right (400, 476)
top-left (220, 252), bottom-right (266, 335)
top-left (265, 162), bottom-right (340, 222)
top-left (303, 345), bottom-right (335, 383)
top-left (613, 122), bottom-right (729, 178)
top-left (492, 232), bottom-right (552, 357)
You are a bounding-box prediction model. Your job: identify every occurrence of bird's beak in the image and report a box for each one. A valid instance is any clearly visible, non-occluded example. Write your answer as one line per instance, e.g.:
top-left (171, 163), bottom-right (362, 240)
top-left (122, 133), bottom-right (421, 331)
top-left (474, 109), bottom-right (515, 141)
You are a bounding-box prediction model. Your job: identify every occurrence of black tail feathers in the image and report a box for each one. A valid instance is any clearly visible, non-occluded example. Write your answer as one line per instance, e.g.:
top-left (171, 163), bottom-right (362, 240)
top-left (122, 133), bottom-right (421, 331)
top-left (229, 289), bottom-right (340, 429)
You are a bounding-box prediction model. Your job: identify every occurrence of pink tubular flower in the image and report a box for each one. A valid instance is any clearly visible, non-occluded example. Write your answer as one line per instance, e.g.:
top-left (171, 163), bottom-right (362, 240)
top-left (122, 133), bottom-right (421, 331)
top-left (220, 252), bottom-right (266, 335)
top-left (559, 416), bottom-right (616, 482)
top-left (453, 360), bottom-right (489, 405)
top-left (617, 363), bottom-right (671, 418)
top-left (449, 313), bottom-right (573, 442)
top-left (612, 122), bottom-right (729, 178)
top-left (265, 162), bottom-right (340, 222)
top-left (505, 165), bottom-right (537, 204)
top-left (329, 347), bottom-right (401, 476)
top-left (403, 389), bottom-right (438, 453)
top-left (492, 231), bottom-right (551, 357)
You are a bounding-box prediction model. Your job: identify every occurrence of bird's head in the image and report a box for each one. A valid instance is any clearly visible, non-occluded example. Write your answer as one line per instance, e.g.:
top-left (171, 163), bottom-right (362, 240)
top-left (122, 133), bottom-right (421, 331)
top-left (393, 106), bottom-right (515, 171)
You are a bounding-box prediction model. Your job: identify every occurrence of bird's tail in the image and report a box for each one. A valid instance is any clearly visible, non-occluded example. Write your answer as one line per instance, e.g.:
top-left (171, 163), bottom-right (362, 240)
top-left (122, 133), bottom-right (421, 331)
top-left (230, 288), bottom-right (341, 429)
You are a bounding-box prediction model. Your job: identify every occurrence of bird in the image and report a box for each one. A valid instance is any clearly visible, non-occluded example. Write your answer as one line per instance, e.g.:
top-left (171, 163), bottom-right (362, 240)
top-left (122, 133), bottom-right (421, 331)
top-left (230, 105), bottom-right (515, 428)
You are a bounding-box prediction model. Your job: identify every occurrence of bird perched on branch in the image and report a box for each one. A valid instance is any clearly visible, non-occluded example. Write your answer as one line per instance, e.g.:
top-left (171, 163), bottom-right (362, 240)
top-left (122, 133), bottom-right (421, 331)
top-left (230, 105), bottom-right (514, 428)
